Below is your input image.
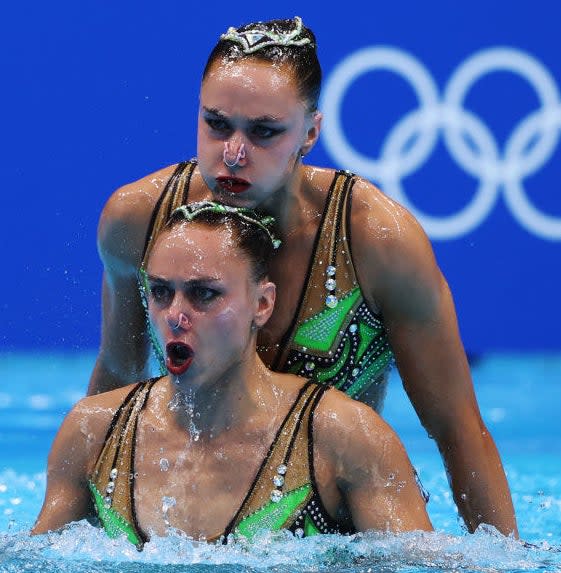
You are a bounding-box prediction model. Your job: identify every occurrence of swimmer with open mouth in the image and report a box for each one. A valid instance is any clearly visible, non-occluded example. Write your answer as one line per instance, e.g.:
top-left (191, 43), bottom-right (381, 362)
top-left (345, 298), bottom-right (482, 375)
top-left (166, 342), bottom-right (194, 376)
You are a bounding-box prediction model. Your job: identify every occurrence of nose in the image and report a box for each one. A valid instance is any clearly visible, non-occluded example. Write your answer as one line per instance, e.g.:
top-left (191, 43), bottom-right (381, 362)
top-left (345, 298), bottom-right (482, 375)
top-left (223, 138), bottom-right (247, 169)
top-left (167, 310), bottom-right (191, 331)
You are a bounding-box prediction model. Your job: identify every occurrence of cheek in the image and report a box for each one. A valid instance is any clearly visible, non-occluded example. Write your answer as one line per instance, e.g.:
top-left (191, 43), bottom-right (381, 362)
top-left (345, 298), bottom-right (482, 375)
top-left (255, 142), bottom-right (300, 182)
top-left (208, 305), bottom-right (252, 342)
top-left (196, 129), bottom-right (211, 160)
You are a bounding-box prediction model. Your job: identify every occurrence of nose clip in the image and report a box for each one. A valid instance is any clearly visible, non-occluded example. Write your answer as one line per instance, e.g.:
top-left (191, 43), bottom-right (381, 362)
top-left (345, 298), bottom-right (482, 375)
top-left (173, 312), bottom-right (190, 330)
top-left (223, 141), bottom-right (246, 168)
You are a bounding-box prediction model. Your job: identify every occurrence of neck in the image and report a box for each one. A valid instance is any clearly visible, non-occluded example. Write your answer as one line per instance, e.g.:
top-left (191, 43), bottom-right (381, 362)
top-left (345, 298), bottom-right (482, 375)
top-left (164, 354), bottom-right (275, 438)
top-left (260, 163), bottom-right (312, 239)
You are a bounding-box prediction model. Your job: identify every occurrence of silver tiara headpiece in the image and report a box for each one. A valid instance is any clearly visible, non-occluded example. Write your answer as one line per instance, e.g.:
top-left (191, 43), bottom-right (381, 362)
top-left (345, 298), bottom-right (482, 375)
top-left (220, 16), bottom-right (311, 55)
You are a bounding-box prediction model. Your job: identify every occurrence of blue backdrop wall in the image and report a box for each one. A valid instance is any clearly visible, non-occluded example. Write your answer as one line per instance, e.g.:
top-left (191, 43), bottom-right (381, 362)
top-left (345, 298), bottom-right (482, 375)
top-left (2, 1), bottom-right (560, 353)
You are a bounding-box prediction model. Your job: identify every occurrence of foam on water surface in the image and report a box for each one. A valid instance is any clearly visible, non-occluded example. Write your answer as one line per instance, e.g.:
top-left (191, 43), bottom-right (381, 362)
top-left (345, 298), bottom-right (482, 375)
top-left (1, 523), bottom-right (560, 573)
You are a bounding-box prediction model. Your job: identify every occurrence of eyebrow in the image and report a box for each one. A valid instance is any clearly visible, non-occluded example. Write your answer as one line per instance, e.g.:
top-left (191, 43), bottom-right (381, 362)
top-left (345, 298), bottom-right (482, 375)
top-left (202, 106), bottom-right (282, 124)
top-left (146, 274), bottom-right (222, 286)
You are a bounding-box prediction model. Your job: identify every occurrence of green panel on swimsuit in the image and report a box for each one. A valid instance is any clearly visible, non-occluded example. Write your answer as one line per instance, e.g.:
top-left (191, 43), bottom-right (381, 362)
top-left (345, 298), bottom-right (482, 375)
top-left (235, 483), bottom-right (312, 540)
top-left (288, 359), bottom-right (304, 375)
top-left (316, 338), bottom-right (351, 384)
top-left (293, 288), bottom-right (361, 352)
top-left (89, 482), bottom-right (143, 548)
top-left (356, 322), bottom-right (381, 363)
top-left (303, 514), bottom-right (320, 536)
top-left (344, 348), bottom-right (393, 398)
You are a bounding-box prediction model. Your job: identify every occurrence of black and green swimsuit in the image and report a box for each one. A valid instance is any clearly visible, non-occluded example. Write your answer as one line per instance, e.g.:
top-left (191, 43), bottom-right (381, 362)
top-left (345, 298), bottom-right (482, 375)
top-left (141, 160), bottom-right (394, 401)
top-left (89, 379), bottom-right (353, 548)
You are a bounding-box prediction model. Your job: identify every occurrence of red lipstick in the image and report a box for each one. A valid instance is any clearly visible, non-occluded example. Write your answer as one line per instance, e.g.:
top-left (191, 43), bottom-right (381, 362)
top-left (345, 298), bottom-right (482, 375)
top-left (166, 342), bottom-right (194, 376)
top-left (216, 176), bottom-right (250, 194)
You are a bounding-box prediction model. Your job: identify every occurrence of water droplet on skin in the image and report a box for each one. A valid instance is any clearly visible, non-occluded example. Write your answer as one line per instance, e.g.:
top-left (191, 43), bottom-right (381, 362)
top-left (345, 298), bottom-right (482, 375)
top-left (160, 458), bottom-right (170, 472)
top-left (162, 496), bottom-right (176, 526)
top-left (162, 496), bottom-right (176, 511)
top-left (460, 493), bottom-right (468, 500)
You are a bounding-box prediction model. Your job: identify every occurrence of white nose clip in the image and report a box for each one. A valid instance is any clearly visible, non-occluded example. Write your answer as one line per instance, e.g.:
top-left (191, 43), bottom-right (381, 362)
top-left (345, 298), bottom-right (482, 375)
top-left (174, 312), bottom-right (190, 329)
top-left (223, 141), bottom-right (246, 168)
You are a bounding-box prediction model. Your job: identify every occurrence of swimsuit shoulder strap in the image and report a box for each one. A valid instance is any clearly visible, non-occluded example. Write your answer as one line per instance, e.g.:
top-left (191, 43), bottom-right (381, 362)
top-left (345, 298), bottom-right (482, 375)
top-left (224, 381), bottom-right (328, 538)
top-left (273, 170), bottom-right (359, 370)
top-left (141, 159), bottom-right (197, 266)
top-left (89, 378), bottom-right (160, 548)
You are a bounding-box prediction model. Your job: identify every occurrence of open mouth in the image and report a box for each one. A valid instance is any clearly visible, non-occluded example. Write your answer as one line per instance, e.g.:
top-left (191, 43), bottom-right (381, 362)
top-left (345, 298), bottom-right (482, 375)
top-left (166, 342), bottom-right (194, 376)
top-left (216, 177), bottom-right (250, 194)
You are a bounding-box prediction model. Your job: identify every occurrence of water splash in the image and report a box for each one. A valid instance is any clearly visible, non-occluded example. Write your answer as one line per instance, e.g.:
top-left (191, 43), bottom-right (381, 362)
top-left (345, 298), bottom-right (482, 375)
top-left (168, 388), bottom-right (201, 442)
top-left (1, 522), bottom-right (560, 573)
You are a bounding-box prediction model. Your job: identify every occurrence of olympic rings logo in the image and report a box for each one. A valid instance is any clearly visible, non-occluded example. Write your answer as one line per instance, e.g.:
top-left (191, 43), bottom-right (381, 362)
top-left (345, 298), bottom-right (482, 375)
top-left (320, 47), bottom-right (561, 240)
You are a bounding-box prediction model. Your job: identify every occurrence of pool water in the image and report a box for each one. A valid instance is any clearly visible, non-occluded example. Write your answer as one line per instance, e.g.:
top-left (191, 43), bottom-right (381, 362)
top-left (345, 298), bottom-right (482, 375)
top-left (0, 352), bottom-right (560, 572)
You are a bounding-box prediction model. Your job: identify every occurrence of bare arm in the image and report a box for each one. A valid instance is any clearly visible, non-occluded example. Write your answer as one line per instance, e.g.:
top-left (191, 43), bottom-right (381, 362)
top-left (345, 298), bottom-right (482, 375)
top-left (350, 179), bottom-right (518, 537)
top-left (32, 399), bottom-right (110, 533)
top-left (88, 167), bottom-right (176, 395)
top-left (317, 393), bottom-right (433, 532)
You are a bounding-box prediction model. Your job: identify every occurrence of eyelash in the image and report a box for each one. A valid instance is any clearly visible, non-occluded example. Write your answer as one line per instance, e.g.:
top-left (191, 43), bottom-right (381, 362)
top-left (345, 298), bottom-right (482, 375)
top-left (206, 117), bottom-right (230, 133)
top-left (189, 286), bottom-right (220, 304)
top-left (204, 117), bottom-right (282, 140)
top-left (148, 284), bottom-right (220, 307)
top-left (150, 284), bottom-right (169, 300)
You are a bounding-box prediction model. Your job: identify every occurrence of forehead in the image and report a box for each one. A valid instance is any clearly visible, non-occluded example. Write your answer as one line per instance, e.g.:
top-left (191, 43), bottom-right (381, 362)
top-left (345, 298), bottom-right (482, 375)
top-left (200, 59), bottom-right (305, 116)
top-left (147, 223), bottom-right (246, 274)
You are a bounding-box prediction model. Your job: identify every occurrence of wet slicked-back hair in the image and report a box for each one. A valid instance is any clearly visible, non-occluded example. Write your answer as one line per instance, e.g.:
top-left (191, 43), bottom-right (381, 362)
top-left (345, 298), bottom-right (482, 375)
top-left (202, 18), bottom-right (322, 112)
top-left (164, 207), bottom-right (277, 282)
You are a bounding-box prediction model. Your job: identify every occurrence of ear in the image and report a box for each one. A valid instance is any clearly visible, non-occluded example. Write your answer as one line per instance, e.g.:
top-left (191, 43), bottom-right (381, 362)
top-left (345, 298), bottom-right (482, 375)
top-left (300, 111), bottom-right (323, 157)
top-left (253, 280), bottom-right (276, 328)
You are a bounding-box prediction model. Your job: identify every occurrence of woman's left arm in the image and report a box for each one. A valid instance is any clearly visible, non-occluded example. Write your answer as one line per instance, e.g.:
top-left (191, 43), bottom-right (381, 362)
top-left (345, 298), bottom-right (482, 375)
top-left (319, 395), bottom-right (433, 532)
top-left (349, 178), bottom-right (518, 537)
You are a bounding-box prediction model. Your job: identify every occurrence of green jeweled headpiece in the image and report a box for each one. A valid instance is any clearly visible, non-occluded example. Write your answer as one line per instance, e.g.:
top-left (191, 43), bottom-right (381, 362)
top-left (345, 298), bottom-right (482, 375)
top-left (171, 201), bottom-right (282, 250)
top-left (220, 16), bottom-right (311, 55)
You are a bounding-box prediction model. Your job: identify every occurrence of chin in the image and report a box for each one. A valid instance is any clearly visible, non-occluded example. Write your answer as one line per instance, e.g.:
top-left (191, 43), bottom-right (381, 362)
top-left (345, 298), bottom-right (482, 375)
top-left (212, 189), bottom-right (258, 208)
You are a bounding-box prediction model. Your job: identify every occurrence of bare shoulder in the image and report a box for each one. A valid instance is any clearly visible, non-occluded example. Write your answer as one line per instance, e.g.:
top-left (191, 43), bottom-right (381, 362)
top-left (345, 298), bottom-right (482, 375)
top-left (56, 385), bottom-right (134, 462)
top-left (349, 176), bottom-right (434, 260)
top-left (348, 175), bottom-right (444, 316)
top-left (65, 385), bottom-right (137, 440)
top-left (307, 167), bottom-right (432, 263)
top-left (73, 383), bottom-right (135, 416)
top-left (98, 164), bottom-right (180, 269)
top-left (313, 387), bottom-right (398, 457)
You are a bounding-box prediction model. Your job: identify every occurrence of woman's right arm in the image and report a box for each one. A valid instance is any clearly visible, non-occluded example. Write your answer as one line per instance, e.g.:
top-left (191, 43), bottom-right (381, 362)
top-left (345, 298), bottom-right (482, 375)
top-left (87, 168), bottom-right (176, 395)
top-left (31, 399), bottom-right (111, 534)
